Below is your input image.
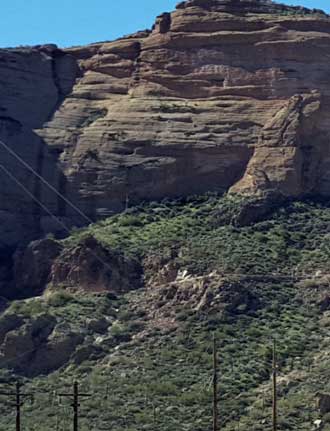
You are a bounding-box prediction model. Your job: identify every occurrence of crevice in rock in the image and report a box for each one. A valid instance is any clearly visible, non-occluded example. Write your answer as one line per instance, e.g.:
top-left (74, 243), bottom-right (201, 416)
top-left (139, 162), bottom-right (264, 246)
top-left (46, 48), bottom-right (79, 122)
top-left (131, 42), bottom-right (142, 86)
top-left (47, 51), bottom-right (66, 122)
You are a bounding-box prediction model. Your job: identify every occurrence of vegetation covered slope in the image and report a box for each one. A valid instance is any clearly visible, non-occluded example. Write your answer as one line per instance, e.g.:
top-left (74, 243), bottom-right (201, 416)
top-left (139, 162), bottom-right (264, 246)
top-left (67, 194), bottom-right (330, 276)
top-left (1, 195), bottom-right (330, 430)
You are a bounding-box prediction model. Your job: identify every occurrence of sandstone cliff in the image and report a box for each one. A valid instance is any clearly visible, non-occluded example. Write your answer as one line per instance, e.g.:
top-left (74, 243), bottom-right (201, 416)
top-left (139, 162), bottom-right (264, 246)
top-left (1, 0), bottom-right (330, 249)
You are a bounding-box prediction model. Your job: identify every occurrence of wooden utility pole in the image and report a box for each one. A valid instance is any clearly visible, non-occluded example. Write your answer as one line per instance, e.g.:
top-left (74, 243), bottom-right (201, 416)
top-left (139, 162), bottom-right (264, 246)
top-left (59, 381), bottom-right (91, 431)
top-left (0, 381), bottom-right (34, 431)
top-left (15, 382), bottom-right (21, 431)
top-left (213, 335), bottom-right (219, 431)
top-left (272, 339), bottom-right (277, 431)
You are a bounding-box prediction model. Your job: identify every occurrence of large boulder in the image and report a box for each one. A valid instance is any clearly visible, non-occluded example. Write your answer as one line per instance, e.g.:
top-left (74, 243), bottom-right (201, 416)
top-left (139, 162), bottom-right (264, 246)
top-left (0, 312), bottom-right (86, 376)
top-left (0, 313), bottom-right (57, 373)
top-left (28, 329), bottom-right (84, 376)
top-left (12, 236), bottom-right (143, 296)
top-left (49, 236), bottom-right (143, 293)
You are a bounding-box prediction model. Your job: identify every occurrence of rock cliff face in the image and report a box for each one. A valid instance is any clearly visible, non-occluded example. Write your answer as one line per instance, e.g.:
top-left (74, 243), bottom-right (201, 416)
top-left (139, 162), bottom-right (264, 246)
top-left (1, 0), bottom-right (330, 247)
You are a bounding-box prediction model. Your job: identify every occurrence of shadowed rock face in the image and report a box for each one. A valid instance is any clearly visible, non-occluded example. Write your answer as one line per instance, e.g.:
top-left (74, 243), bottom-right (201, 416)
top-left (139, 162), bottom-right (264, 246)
top-left (1, 0), bottom-right (330, 246)
top-left (0, 45), bottom-right (79, 247)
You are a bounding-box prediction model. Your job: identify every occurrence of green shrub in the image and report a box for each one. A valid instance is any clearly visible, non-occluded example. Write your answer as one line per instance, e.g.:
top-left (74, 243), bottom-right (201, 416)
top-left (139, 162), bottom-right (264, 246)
top-left (46, 291), bottom-right (74, 307)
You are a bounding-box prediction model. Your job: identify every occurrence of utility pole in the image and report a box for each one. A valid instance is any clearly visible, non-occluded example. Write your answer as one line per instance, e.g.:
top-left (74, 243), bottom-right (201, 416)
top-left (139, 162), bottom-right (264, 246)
top-left (272, 339), bottom-right (277, 431)
top-left (16, 382), bottom-right (21, 431)
top-left (0, 381), bottom-right (34, 431)
top-left (59, 381), bottom-right (91, 431)
top-left (213, 334), bottom-right (219, 431)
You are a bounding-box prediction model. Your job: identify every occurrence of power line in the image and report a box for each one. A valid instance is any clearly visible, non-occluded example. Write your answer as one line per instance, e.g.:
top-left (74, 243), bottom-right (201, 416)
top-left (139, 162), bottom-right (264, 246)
top-left (0, 337), bottom-right (320, 430)
top-left (0, 141), bottom-right (327, 281)
top-left (0, 163), bottom-right (70, 233)
top-left (0, 138), bottom-right (95, 226)
top-left (0, 154), bottom-right (118, 276)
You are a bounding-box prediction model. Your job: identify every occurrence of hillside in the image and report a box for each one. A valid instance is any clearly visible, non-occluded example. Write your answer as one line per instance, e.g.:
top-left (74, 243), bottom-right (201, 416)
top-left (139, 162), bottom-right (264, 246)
top-left (0, 194), bottom-right (330, 430)
top-left (1, 0), bottom-right (330, 429)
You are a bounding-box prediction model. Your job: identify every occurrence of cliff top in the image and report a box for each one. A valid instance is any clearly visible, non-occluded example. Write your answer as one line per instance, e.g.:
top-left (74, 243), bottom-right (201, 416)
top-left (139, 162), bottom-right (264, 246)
top-left (177, 0), bottom-right (327, 15)
top-left (176, 0), bottom-right (328, 16)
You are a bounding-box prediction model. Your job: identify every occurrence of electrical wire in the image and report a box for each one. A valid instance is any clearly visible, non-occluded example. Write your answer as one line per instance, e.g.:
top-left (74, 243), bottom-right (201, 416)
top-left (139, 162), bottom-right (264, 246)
top-left (2, 136), bottom-right (322, 282)
top-left (0, 163), bottom-right (70, 234)
top-left (0, 138), bottom-right (95, 226)
top-left (0, 138), bottom-right (327, 375)
top-left (0, 143), bottom-right (117, 274)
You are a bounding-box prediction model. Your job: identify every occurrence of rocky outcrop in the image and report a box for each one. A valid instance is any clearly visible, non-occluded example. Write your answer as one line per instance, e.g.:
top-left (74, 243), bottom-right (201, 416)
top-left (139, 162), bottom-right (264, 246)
top-left (147, 272), bottom-right (260, 315)
top-left (0, 311), bottom-right (86, 376)
top-left (1, 0), bottom-right (330, 251)
top-left (13, 236), bottom-right (143, 296)
top-left (49, 236), bottom-right (143, 293)
top-left (127, 271), bottom-right (261, 336)
top-left (230, 92), bottom-right (322, 196)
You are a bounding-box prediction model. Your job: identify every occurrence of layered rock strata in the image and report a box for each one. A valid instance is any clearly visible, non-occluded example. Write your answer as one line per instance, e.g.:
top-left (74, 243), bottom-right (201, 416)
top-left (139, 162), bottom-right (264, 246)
top-left (1, 0), bottom-right (330, 248)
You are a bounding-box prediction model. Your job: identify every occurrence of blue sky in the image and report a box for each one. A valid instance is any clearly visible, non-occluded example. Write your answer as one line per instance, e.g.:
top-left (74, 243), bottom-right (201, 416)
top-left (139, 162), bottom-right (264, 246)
top-left (1, 0), bottom-right (329, 48)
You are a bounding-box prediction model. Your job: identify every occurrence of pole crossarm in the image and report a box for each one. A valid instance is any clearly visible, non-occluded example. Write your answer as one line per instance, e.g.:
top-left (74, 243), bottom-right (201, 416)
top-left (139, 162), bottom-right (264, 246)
top-left (58, 382), bottom-right (91, 431)
top-left (0, 382), bottom-right (34, 431)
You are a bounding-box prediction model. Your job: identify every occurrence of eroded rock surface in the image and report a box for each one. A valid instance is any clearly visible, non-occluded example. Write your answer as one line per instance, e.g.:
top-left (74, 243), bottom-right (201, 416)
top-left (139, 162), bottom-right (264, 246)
top-left (0, 299), bottom-right (116, 376)
top-left (1, 0), bottom-right (330, 250)
top-left (0, 311), bottom-right (86, 376)
top-left (128, 271), bottom-right (261, 336)
top-left (151, 272), bottom-right (260, 314)
top-left (49, 236), bottom-right (143, 293)
top-left (13, 236), bottom-right (142, 296)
